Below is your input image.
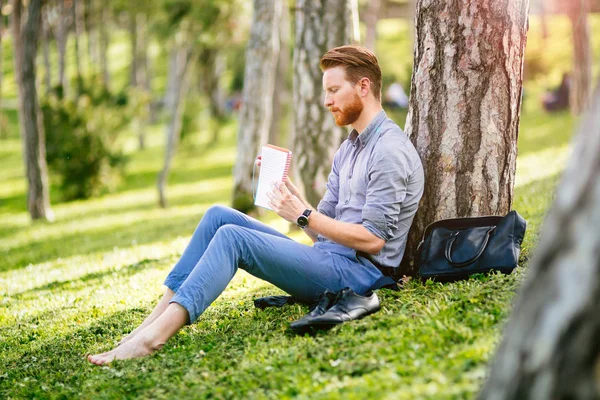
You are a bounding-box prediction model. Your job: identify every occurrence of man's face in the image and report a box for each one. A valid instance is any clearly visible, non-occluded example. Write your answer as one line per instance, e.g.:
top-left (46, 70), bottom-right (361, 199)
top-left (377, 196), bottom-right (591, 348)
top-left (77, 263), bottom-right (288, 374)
top-left (322, 66), bottom-right (364, 127)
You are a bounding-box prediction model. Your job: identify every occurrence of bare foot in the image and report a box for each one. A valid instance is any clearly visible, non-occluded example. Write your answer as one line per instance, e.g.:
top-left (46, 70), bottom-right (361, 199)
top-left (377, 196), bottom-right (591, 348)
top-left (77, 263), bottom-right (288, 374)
top-left (117, 327), bottom-right (143, 346)
top-left (88, 334), bottom-right (164, 365)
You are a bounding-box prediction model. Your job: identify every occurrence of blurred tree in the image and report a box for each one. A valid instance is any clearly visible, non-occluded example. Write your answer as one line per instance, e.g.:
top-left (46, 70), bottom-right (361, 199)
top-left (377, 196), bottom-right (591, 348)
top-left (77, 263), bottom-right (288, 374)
top-left (0, 0), bottom-right (5, 140)
top-left (363, 0), bottom-right (380, 51)
top-left (568, 0), bottom-right (592, 115)
top-left (73, 0), bottom-right (85, 93)
top-left (480, 82), bottom-right (600, 400)
top-left (268, 1), bottom-right (291, 147)
top-left (48, 0), bottom-right (70, 97)
top-left (11, 0), bottom-right (54, 221)
top-left (231, 0), bottom-right (282, 212)
top-left (401, 0), bottom-right (529, 275)
top-left (41, 4), bottom-right (52, 95)
top-left (157, 0), bottom-right (241, 208)
top-left (291, 0), bottom-right (360, 207)
top-left (198, 47), bottom-right (227, 144)
top-left (99, 0), bottom-right (110, 92)
top-left (85, 0), bottom-right (96, 74)
top-left (113, 0), bottom-right (159, 149)
top-left (157, 42), bottom-right (193, 208)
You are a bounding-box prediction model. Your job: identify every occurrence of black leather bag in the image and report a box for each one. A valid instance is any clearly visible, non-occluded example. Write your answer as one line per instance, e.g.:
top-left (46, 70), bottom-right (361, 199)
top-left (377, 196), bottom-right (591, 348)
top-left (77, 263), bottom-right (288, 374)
top-left (417, 210), bottom-right (526, 281)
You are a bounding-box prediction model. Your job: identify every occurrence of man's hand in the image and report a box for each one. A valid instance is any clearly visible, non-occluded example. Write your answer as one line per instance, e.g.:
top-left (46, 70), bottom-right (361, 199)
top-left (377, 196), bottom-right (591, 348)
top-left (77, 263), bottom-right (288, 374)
top-left (266, 180), bottom-right (306, 224)
top-left (257, 155), bottom-right (312, 210)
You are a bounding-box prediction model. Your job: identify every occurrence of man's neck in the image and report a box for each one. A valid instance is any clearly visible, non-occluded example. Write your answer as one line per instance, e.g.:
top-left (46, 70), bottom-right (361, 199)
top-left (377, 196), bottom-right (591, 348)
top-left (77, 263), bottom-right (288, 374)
top-left (352, 102), bottom-right (383, 134)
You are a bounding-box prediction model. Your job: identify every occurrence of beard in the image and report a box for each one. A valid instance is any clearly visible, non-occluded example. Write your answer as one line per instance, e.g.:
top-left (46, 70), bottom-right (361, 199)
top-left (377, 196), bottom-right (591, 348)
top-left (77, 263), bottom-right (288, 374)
top-left (330, 93), bottom-right (363, 126)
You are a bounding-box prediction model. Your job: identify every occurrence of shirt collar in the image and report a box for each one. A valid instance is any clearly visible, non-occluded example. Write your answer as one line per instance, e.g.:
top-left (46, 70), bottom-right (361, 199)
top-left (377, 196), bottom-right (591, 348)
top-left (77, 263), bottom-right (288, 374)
top-left (348, 110), bottom-right (387, 147)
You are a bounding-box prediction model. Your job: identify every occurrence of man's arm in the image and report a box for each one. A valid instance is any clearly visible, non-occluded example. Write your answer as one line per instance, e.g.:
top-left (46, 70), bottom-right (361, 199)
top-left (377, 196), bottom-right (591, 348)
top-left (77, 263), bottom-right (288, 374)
top-left (267, 181), bottom-right (384, 254)
top-left (305, 211), bottom-right (385, 254)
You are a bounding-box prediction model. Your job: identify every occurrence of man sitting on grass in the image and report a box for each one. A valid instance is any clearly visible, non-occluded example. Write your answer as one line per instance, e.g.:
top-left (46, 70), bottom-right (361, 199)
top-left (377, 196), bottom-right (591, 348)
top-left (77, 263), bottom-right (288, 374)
top-left (88, 45), bottom-right (424, 365)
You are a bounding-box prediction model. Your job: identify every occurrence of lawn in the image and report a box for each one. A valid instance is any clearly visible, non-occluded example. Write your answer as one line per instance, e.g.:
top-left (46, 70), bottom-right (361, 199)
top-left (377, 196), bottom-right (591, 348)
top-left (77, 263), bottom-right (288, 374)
top-left (0, 14), bottom-right (597, 400)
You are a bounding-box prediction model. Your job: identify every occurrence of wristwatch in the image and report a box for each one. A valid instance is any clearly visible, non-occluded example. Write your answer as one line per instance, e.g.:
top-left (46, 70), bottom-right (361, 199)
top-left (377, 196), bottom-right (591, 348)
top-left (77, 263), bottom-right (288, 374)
top-left (296, 209), bottom-right (312, 229)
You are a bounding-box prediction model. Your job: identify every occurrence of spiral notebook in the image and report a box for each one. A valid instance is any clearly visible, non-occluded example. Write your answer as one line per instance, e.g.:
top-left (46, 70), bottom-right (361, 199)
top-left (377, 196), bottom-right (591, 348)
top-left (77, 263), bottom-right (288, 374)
top-left (254, 144), bottom-right (292, 210)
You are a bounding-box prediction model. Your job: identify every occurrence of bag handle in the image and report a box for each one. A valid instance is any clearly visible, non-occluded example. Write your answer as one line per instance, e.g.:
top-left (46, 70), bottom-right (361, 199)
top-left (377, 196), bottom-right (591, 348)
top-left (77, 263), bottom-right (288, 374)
top-left (444, 227), bottom-right (495, 267)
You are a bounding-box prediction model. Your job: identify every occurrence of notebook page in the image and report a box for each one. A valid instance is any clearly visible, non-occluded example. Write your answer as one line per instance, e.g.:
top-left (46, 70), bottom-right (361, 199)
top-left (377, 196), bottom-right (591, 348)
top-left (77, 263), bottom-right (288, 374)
top-left (255, 146), bottom-right (291, 210)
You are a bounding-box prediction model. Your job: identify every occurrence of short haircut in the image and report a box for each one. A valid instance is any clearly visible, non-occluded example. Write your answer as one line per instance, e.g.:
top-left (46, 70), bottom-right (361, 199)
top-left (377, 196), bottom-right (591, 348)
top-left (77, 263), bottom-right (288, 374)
top-left (320, 45), bottom-right (382, 101)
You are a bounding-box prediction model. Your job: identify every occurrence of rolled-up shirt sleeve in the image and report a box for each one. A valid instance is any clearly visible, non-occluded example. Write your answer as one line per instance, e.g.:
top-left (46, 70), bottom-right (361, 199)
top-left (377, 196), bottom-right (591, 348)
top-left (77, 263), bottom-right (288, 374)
top-left (362, 139), bottom-right (409, 241)
top-left (317, 148), bottom-right (342, 218)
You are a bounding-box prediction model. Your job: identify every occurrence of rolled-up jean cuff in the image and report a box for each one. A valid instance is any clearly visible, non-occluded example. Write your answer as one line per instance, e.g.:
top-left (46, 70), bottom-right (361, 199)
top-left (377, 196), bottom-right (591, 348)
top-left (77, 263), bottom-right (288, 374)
top-left (169, 297), bottom-right (195, 325)
top-left (163, 275), bottom-right (185, 293)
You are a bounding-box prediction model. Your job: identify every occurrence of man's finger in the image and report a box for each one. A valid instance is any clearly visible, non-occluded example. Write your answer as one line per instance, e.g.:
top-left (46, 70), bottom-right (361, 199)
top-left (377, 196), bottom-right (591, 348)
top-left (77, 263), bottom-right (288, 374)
top-left (278, 180), bottom-right (291, 195)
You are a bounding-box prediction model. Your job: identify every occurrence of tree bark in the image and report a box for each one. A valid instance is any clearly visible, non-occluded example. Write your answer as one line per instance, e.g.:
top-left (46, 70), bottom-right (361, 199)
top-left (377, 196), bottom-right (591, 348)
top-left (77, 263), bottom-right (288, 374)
top-left (99, 1), bottom-right (110, 92)
top-left (129, 12), bottom-right (138, 88)
top-left (198, 47), bottom-right (226, 145)
top-left (157, 47), bottom-right (193, 208)
top-left (11, 0), bottom-right (54, 221)
top-left (136, 13), bottom-right (150, 150)
top-left (41, 6), bottom-right (52, 96)
top-left (231, 0), bottom-right (282, 212)
top-left (86, 0), bottom-right (96, 74)
top-left (163, 48), bottom-right (179, 112)
top-left (73, 0), bottom-right (85, 93)
top-left (52, 0), bottom-right (69, 97)
top-left (291, 0), bottom-right (360, 207)
top-left (401, 0), bottom-right (529, 275)
top-left (479, 82), bottom-right (600, 400)
top-left (268, 3), bottom-right (291, 147)
top-left (364, 0), bottom-right (381, 51)
top-left (0, 0), bottom-right (5, 140)
top-left (567, 0), bottom-right (591, 115)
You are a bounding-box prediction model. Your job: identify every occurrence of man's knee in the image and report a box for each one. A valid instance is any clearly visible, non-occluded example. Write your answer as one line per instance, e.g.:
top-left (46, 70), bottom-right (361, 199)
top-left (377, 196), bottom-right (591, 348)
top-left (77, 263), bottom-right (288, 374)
top-left (213, 224), bottom-right (245, 244)
top-left (202, 205), bottom-right (238, 227)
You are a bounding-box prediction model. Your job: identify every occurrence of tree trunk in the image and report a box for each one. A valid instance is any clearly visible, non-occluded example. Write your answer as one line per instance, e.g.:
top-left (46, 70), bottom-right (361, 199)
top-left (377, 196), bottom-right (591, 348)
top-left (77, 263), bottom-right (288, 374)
top-left (364, 0), bottom-right (381, 51)
top-left (231, 0), bottom-right (282, 212)
top-left (163, 48), bottom-right (179, 112)
top-left (73, 0), bottom-right (85, 93)
top-left (539, 1), bottom-right (548, 46)
top-left (0, 0), bottom-right (4, 140)
top-left (198, 47), bottom-right (226, 145)
top-left (86, 0), bottom-right (96, 74)
top-left (129, 12), bottom-right (138, 88)
top-left (11, 0), bottom-right (54, 221)
top-left (401, 0), bottom-right (530, 275)
top-left (157, 47), bottom-right (193, 208)
top-left (568, 0), bottom-right (591, 115)
top-left (207, 51), bottom-right (226, 145)
top-left (479, 82), bottom-right (600, 400)
top-left (291, 0), bottom-right (360, 207)
top-left (99, 1), bottom-right (110, 92)
top-left (52, 0), bottom-right (69, 97)
top-left (41, 6), bottom-right (52, 96)
top-left (138, 14), bottom-right (151, 150)
top-left (268, 2), bottom-right (291, 146)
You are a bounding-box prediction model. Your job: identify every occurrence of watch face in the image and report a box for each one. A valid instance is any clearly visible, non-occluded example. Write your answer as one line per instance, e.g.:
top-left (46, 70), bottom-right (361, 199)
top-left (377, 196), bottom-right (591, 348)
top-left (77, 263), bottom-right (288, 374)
top-left (297, 215), bottom-right (309, 228)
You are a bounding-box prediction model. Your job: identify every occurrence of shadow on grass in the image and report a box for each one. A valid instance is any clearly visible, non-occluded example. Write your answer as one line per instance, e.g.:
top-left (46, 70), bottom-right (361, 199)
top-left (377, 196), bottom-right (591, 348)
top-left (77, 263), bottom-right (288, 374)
top-left (12, 256), bottom-right (171, 300)
top-left (0, 183), bottom-right (231, 263)
top-left (0, 137), bottom-right (232, 215)
top-left (3, 211), bottom-right (201, 273)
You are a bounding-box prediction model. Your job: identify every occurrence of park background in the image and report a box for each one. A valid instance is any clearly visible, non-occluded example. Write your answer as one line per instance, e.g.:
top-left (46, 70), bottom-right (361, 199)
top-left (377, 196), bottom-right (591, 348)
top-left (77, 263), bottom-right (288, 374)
top-left (1, 0), bottom-right (599, 398)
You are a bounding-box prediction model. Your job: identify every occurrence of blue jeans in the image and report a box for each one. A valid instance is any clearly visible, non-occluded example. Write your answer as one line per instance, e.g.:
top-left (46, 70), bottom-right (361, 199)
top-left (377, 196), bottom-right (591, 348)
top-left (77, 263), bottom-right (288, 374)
top-left (165, 205), bottom-right (386, 323)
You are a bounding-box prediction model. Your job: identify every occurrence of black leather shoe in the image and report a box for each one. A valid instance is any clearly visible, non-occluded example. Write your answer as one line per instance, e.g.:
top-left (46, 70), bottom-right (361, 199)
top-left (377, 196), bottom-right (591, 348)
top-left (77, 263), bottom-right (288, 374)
top-left (290, 290), bottom-right (337, 333)
top-left (309, 288), bottom-right (380, 329)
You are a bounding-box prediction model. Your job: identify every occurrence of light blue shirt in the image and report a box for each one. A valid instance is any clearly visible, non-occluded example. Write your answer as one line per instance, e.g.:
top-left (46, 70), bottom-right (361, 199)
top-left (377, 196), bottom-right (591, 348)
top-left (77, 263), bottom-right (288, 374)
top-left (314, 110), bottom-right (424, 270)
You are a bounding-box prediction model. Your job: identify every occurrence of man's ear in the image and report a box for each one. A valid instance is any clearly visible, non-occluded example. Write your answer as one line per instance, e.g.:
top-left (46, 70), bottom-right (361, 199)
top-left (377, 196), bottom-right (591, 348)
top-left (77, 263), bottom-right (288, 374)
top-left (358, 77), bottom-right (371, 97)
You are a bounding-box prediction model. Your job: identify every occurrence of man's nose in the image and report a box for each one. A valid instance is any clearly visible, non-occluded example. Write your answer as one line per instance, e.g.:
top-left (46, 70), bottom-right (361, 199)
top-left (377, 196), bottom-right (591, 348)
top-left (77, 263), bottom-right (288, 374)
top-left (324, 95), bottom-right (333, 108)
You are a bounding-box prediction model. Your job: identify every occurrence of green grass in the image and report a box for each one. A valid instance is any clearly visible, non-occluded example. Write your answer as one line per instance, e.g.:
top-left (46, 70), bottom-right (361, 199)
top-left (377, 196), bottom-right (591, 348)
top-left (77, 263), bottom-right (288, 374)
top-left (0, 14), bottom-right (593, 400)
